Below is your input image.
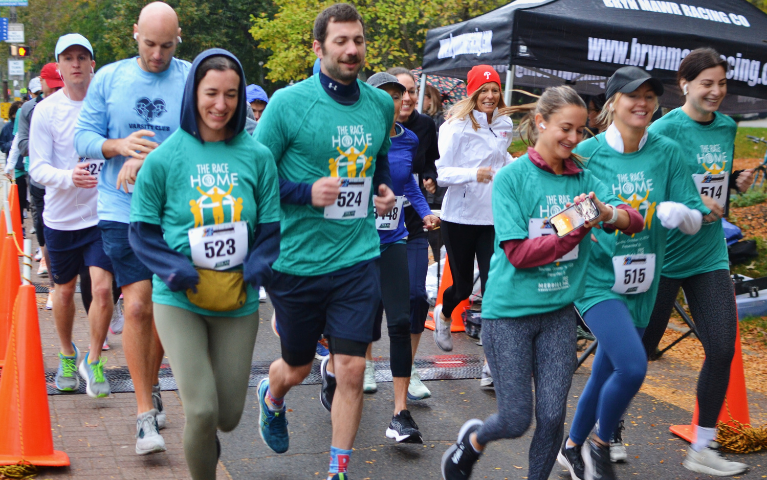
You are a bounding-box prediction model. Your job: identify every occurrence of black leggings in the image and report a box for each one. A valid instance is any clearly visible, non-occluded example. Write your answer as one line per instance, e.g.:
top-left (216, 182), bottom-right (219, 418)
top-left (29, 184), bottom-right (45, 247)
top-left (643, 270), bottom-right (736, 428)
top-left (441, 221), bottom-right (494, 317)
top-left (372, 243), bottom-right (412, 378)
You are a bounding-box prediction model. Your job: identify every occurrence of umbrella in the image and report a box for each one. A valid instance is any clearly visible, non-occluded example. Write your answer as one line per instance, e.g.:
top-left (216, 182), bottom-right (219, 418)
top-left (412, 67), bottom-right (466, 110)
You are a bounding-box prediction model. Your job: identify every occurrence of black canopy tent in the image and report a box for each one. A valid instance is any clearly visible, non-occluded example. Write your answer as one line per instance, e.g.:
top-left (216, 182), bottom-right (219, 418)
top-left (420, 0), bottom-right (767, 114)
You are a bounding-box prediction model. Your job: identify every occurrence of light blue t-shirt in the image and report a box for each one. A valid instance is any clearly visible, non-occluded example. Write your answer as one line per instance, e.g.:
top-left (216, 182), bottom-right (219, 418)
top-left (74, 57), bottom-right (191, 224)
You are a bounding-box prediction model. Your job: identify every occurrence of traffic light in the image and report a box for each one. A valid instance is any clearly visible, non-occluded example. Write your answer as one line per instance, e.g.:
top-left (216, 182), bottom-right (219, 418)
top-left (8, 45), bottom-right (30, 57)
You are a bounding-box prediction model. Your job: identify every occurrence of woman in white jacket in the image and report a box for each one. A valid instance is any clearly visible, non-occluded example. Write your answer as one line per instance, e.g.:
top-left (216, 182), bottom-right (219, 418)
top-left (433, 65), bottom-right (514, 352)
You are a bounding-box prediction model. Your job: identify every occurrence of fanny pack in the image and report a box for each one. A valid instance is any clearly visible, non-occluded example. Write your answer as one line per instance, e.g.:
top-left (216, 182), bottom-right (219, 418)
top-left (186, 268), bottom-right (247, 312)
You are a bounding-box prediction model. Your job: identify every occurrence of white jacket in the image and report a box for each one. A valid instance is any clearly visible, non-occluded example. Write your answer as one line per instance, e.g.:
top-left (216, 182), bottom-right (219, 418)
top-left (436, 109), bottom-right (514, 225)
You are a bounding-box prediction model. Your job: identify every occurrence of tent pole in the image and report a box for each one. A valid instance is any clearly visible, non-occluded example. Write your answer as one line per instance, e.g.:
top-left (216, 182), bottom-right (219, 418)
top-left (504, 65), bottom-right (515, 105)
top-left (417, 72), bottom-right (426, 112)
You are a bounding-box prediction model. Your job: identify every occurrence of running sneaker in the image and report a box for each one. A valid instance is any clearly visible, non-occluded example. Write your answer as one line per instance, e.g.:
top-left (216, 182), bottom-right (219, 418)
top-left (386, 410), bottom-right (423, 444)
top-left (320, 356), bottom-right (336, 412)
top-left (34, 248), bottom-right (42, 261)
top-left (135, 409), bottom-right (166, 455)
top-left (441, 419), bottom-right (483, 480)
top-left (480, 362), bottom-right (493, 388)
top-left (363, 360), bottom-right (377, 394)
top-left (407, 363), bottom-right (431, 400)
top-left (46, 291), bottom-right (53, 310)
top-left (328, 475), bottom-right (349, 480)
top-left (609, 419), bottom-right (627, 463)
top-left (102, 336), bottom-right (110, 351)
top-left (78, 352), bottom-right (111, 398)
top-left (683, 446), bottom-right (748, 476)
top-left (109, 297), bottom-right (125, 335)
top-left (259, 286), bottom-right (267, 303)
top-left (257, 378), bottom-right (289, 453)
top-left (153, 383), bottom-right (166, 430)
top-left (583, 439), bottom-right (616, 480)
top-left (55, 344), bottom-right (80, 392)
top-left (557, 440), bottom-right (585, 480)
top-left (433, 304), bottom-right (453, 352)
top-left (37, 257), bottom-right (48, 277)
top-left (315, 338), bottom-right (330, 360)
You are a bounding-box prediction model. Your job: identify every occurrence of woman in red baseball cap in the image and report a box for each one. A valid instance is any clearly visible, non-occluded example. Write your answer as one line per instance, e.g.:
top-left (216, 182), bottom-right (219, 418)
top-left (432, 65), bottom-right (514, 357)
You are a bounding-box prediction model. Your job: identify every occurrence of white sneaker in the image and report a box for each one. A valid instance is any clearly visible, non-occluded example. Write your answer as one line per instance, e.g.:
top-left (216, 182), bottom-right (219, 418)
top-left (46, 291), bottom-right (53, 310)
top-left (259, 286), bottom-right (267, 303)
top-left (683, 446), bottom-right (748, 476)
top-left (135, 409), bottom-right (166, 455)
top-left (609, 419), bottom-right (627, 463)
top-left (109, 298), bottom-right (124, 335)
top-left (363, 360), bottom-right (377, 393)
top-left (34, 248), bottom-right (42, 261)
top-left (480, 362), bottom-right (493, 387)
top-left (407, 363), bottom-right (431, 400)
top-left (102, 336), bottom-right (110, 351)
top-left (37, 257), bottom-right (48, 277)
top-left (432, 304), bottom-right (453, 352)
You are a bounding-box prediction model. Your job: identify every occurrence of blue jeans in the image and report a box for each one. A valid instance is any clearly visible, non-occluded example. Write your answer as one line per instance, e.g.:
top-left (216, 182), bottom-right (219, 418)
top-left (569, 299), bottom-right (647, 444)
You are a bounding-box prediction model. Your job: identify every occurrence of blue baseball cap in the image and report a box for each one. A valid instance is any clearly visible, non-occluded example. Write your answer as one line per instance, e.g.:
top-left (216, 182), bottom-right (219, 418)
top-left (55, 33), bottom-right (94, 60)
top-left (246, 84), bottom-right (269, 104)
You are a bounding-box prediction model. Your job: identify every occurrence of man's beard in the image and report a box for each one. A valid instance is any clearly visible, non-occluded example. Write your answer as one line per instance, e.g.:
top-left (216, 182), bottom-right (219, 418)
top-left (323, 56), bottom-right (362, 84)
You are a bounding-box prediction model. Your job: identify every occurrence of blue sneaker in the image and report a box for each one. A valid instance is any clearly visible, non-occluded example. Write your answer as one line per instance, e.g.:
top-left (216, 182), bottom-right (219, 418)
top-left (55, 343), bottom-right (80, 392)
top-left (79, 352), bottom-right (111, 398)
top-left (257, 378), bottom-right (289, 453)
top-left (315, 338), bottom-right (330, 360)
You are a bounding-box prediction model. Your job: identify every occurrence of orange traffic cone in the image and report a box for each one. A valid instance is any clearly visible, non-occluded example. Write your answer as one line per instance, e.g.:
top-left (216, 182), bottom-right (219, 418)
top-left (425, 254), bottom-right (471, 333)
top-left (0, 214), bottom-right (6, 257)
top-left (0, 235), bottom-right (21, 367)
top-left (7, 184), bottom-right (23, 257)
top-left (0, 285), bottom-right (69, 466)
top-left (670, 322), bottom-right (750, 443)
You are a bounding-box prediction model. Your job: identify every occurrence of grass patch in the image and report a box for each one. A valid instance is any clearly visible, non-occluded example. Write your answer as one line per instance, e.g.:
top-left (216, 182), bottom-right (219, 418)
top-left (730, 186), bottom-right (767, 208)
top-left (508, 138), bottom-right (527, 156)
top-left (735, 127), bottom-right (767, 160)
top-left (731, 237), bottom-right (767, 279)
top-left (740, 316), bottom-right (767, 347)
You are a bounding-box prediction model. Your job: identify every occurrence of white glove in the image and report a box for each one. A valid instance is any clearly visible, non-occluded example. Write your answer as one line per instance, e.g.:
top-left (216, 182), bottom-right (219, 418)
top-left (656, 201), bottom-right (702, 235)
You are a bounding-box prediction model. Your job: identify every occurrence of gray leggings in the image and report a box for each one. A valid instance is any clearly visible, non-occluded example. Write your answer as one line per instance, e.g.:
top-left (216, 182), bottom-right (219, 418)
top-left (476, 306), bottom-right (577, 480)
top-left (154, 303), bottom-right (259, 480)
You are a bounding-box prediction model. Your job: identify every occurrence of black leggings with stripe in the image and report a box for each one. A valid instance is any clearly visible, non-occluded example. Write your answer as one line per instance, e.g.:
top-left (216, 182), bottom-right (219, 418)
top-left (642, 269), bottom-right (737, 428)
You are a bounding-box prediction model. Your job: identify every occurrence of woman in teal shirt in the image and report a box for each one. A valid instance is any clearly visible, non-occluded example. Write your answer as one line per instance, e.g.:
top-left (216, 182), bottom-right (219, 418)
top-left (129, 49), bottom-right (280, 479)
top-left (560, 67), bottom-right (711, 480)
top-left (642, 48), bottom-right (751, 477)
top-left (440, 86), bottom-right (637, 480)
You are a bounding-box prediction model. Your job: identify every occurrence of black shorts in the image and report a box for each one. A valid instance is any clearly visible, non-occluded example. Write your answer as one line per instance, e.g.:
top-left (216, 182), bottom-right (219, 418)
top-left (44, 225), bottom-right (113, 285)
top-left (268, 260), bottom-right (381, 366)
top-left (99, 220), bottom-right (153, 287)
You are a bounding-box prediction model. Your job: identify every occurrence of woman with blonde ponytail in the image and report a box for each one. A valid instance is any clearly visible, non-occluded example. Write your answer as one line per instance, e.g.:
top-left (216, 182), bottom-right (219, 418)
top-left (441, 85), bottom-right (639, 480)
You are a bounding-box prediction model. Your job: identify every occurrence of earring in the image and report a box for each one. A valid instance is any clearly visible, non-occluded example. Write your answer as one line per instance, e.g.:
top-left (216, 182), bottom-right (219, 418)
top-left (539, 123), bottom-right (546, 130)
top-left (683, 85), bottom-right (688, 95)
top-left (134, 33), bottom-right (138, 40)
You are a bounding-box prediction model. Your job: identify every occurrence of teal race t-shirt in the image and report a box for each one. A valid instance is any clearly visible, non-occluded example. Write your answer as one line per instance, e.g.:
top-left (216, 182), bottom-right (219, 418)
top-left (649, 108), bottom-right (736, 278)
top-left (254, 75), bottom-right (394, 276)
top-left (574, 132), bottom-right (709, 327)
top-left (481, 154), bottom-right (621, 319)
top-left (130, 129), bottom-right (281, 317)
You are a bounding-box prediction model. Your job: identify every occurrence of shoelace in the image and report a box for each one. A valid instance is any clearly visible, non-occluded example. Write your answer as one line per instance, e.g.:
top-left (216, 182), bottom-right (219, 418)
top-left (59, 355), bottom-right (77, 377)
top-left (136, 414), bottom-right (158, 439)
top-left (90, 357), bottom-right (107, 383)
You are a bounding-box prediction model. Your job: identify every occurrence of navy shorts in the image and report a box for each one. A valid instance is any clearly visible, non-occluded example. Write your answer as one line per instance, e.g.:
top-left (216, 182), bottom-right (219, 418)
top-left (99, 220), bottom-right (153, 288)
top-left (44, 225), bottom-right (113, 285)
top-left (268, 259), bottom-right (381, 366)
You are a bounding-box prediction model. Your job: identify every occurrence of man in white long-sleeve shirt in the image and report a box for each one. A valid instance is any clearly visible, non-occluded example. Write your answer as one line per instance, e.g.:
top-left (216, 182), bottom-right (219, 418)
top-left (29, 34), bottom-right (114, 400)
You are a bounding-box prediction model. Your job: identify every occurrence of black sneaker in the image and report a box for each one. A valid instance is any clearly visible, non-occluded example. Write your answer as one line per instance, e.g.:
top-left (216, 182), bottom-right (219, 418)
top-left (609, 420), bottom-right (627, 463)
top-left (441, 419), bottom-right (483, 480)
top-left (386, 410), bottom-right (423, 444)
top-left (557, 440), bottom-right (585, 480)
top-left (320, 356), bottom-right (336, 412)
top-left (584, 439), bottom-right (616, 480)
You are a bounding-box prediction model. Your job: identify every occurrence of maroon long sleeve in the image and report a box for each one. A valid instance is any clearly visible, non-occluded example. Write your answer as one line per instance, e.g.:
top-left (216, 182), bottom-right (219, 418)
top-left (502, 227), bottom-right (589, 269)
top-left (616, 204), bottom-right (644, 235)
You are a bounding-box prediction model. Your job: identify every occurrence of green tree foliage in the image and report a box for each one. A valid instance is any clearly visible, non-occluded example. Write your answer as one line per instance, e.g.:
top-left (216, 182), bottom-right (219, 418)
top-left (250, 0), bottom-right (508, 83)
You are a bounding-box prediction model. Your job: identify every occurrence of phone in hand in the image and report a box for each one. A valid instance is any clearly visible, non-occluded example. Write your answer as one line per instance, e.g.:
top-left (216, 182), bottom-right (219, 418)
top-left (549, 197), bottom-right (600, 237)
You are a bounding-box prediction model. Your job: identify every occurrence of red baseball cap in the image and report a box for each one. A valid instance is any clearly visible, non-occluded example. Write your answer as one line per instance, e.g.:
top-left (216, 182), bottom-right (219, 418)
top-left (39, 63), bottom-right (64, 89)
top-left (467, 65), bottom-right (501, 97)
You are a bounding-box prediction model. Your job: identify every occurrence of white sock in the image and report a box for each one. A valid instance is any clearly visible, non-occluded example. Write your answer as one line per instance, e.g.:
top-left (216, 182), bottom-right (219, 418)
top-left (692, 426), bottom-right (716, 452)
